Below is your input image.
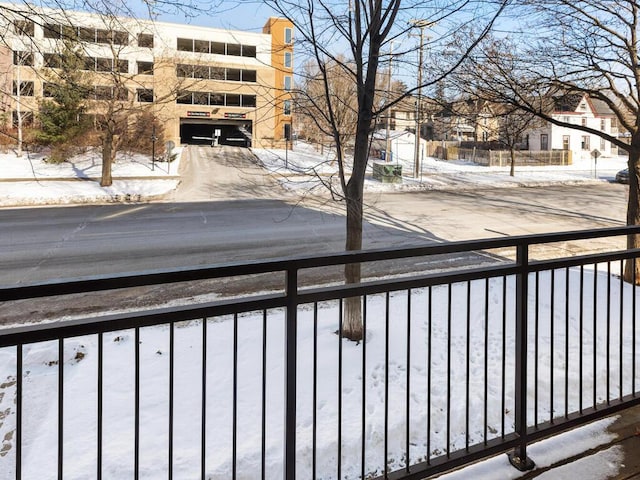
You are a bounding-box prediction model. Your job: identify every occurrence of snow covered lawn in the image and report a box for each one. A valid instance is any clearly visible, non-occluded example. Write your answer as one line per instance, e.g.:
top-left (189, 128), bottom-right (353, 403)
top-left (252, 140), bottom-right (628, 193)
top-left (0, 264), bottom-right (635, 479)
top-left (0, 149), bottom-right (180, 206)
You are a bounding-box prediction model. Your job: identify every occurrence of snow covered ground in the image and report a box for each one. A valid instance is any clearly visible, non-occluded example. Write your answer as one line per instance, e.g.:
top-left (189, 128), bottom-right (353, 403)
top-left (0, 142), bottom-right (633, 478)
top-left (253, 139), bottom-right (628, 194)
top-left (0, 267), bottom-right (632, 479)
top-left (0, 140), bottom-right (629, 207)
top-left (0, 148), bottom-right (181, 207)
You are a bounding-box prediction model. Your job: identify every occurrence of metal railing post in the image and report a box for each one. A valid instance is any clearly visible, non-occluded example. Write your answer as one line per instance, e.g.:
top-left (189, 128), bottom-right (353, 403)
top-left (509, 243), bottom-right (535, 471)
top-left (284, 266), bottom-right (298, 480)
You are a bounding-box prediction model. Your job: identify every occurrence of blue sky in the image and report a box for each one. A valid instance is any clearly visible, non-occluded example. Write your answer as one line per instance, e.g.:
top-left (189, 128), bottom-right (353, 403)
top-left (148, 1), bottom-right (278, 32)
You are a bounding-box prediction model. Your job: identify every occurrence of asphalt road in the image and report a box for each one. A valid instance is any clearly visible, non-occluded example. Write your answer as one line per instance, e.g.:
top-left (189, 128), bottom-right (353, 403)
top-left (0, 146), bottom-right (629, 323)
top-left (0, 183), bottom-right (628, 286)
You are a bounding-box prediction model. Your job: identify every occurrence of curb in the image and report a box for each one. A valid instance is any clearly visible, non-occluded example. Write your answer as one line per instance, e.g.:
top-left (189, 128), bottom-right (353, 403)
top-left (0, 176), bottom-right (181, 182)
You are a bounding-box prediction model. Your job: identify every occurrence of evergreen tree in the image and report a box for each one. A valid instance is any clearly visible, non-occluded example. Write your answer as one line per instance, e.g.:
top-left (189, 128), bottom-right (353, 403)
top-left (36, 44), bottom-right (91, 161)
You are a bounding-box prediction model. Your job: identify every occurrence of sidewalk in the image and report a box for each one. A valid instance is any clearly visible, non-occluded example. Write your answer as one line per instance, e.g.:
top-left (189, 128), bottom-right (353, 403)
top-left (0, 145), bottom-right (629, 208)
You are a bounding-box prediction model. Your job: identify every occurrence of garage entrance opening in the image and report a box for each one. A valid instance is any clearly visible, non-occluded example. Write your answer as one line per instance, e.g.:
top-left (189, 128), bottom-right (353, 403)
top-left (180, 119), bottom-right (252, 147)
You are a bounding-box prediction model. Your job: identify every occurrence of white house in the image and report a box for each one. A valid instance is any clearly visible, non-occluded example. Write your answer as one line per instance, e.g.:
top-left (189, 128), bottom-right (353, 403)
top-left (372, 130), bottom-right (427, 164)
top-left (528, 93), bottom-right (615, 161)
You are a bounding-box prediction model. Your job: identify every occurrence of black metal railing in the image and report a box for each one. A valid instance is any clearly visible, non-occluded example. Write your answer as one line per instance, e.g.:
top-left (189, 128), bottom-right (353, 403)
top-left (1, 226), bottom-right (640, 479)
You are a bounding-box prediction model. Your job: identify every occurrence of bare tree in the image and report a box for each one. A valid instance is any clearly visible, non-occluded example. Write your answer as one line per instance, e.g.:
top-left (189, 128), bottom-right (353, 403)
top-left (296, 57), bottom-right (359, 159)
top-left (456, 2), bottom-right (640, 281)
top-left (264, 0), bottom-right (509, 340)
top-left (497, 106), bottom-right (538, 176)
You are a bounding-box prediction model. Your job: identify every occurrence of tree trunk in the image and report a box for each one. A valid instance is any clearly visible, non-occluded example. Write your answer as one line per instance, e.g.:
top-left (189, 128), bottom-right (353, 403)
top-left (509, 148), bottom-right (515, 176)
top-left (101, 132), bottom-right (114, 187)
top-left (624, 148), bottom-right (640, 284)
top-left (343, 189), bottom-right (364, 341)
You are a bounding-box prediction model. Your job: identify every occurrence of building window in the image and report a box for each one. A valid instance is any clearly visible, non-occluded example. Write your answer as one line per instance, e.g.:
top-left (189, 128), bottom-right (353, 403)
top-left (600, 138), bottom-right (606, 151)
top-left (284, 52), bottom-right (292, 68)
top-left (96, 29), bottom-right (129, 45)
top-left (177, 91), bottom-right (192, 104)
top-left (96, 29), bottom-right (111, 44)
top-left (210, 93), bottom-right (224, 106)
top-left (177, 38), bottom-right (193, 52)
top-left (138, 33), bottom-right (154, 48)
top-left (242, 95), bottom-right (256, 107)
top-left (112, 31), bottom-right (128, 45)
top-left (96, 57), bottom-right (111, 72)
top-left (227, 43), bottom-right (242, 56)
top-left (176, 90), bottom-right (256, 107)
top-left (226, 68), bottom-right (241, 81)
top-left (242, 45), bottom-right (256, 57)
top-left (85, 28), bottom-right (128, 45)
top-left (93, 86), bottom-right (128, 101)
top-left (13, 81), bottom-right (34, 96)
top-left (581, 118), bottom-right (587, 127)
top-left (601, 119), bottom-right (606, 131)
top-left (242, 69), bottom-right (257, 82)
top-left (540, 133), bottom-right (549, 151)
top-left (175, 37), bottom-right (256, 58)
top-left (176, 64), bottom-right (192, 78)
top-left (136, 89), bottom-right (154, 103)
top-left (43, 23), bottom-right (61, 38)
top-left (12, 111), bottom-right (33, 127)
top-left (283, 99), bottom-right (291, 115)
top-left (284, 76), bottom-right (292, 91)
top-left (211, 42), bottom-right (225, 54)
top-left (83, 57), bottom-right (96, 71)
top-left (210, 67), bottom-right (225, 80)
top-left (175, 63), bottom-right (256, 83)
top-left (226, 94), bottom-right (241, 106)
top-left (137, 61), bottom-right (154, 75)
top-left (193, 65), bottom-right (210, 79)
top-left (194, 39), bottom-right (209, 53)
top-left (14, 20), bottom-right (34, 36)
top-left (193, 92), bottom-right (209, 105)
top-left (284, 27), bottom-right (293, 44)
top-left (44, 53), bottom-right (63, 68)
top-left (13, 51), bottom-right (33, 66)
top-left (94, 86), bottom-right (112, 100)
top-left (79, 27), bottom-right (95, 42)
top-left (562, 135), bottom-right (570, 150)
top-left (581, 135), bottom-right (590, 150)
top-left (116, 59), bottom-right (129, 73)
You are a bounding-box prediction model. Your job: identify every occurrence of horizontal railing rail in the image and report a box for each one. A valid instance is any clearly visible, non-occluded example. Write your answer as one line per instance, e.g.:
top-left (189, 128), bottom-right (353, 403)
top-left (0, 226), bottom-right (639, 479)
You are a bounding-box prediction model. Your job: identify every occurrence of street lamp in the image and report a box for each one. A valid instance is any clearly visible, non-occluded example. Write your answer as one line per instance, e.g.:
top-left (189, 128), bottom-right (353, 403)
top-left (409, 19), bottom-right (434, 179)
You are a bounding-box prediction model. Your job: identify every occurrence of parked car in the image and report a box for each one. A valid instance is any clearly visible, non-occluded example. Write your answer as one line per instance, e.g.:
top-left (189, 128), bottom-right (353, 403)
top-left (616, 168), bottom-right (629, 184)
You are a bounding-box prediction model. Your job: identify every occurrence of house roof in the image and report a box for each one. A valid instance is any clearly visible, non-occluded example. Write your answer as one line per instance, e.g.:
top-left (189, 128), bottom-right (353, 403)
top-left (552, 93), bottom-right (584, 113)
top-left (589, 97), bottom-right (615, 117)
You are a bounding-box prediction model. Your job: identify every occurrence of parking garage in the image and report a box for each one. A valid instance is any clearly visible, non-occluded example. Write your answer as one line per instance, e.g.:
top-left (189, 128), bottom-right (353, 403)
top-left (180, 118), bottom-right (252, 147)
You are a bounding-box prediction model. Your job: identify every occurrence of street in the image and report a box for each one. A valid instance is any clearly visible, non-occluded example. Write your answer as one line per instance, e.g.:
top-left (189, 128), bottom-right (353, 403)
top-left (0, 146), bottom-right (629, 323)
top-left (0, 183), bottom-right (628, 287)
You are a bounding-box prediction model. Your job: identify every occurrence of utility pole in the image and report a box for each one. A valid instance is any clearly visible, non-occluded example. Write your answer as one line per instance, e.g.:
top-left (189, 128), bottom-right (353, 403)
top-left (385, 41), bottom-right (394, 162)
top-left (410, 20), bottom-right (432, 178)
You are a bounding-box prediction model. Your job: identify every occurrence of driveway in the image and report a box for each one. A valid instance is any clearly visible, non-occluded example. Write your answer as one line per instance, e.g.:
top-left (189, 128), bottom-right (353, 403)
top-left (170, 145), bottom-right (288, 201)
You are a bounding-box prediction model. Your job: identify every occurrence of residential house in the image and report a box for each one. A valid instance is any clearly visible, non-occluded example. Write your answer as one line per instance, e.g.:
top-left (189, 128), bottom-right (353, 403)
top-left (527, 93), bottom-right (614, 160)
top-left (430, 99), bottom-right (499, 143)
